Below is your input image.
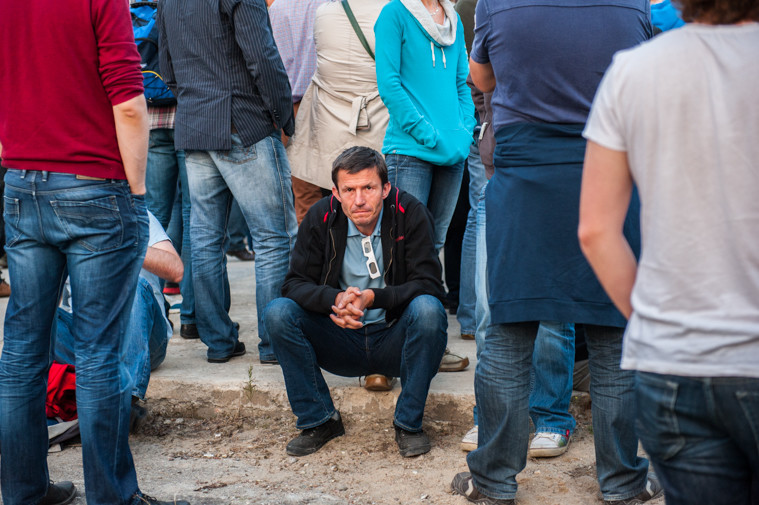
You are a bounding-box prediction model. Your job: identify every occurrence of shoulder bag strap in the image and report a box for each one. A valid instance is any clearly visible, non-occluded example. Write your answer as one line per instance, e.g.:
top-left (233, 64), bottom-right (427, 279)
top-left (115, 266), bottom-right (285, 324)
top-left (341, 0), bottom-right (375, 60)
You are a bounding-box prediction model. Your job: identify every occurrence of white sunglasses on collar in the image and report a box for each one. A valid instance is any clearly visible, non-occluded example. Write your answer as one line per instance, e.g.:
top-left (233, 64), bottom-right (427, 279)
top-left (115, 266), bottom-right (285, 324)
top-left (361, 236), bottom-right (381, 279)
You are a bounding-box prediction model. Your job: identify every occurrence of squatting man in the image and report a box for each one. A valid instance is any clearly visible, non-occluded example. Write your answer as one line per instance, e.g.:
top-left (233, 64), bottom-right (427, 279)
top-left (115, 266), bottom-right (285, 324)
top-left (265, 146), bottom-right (448, 457)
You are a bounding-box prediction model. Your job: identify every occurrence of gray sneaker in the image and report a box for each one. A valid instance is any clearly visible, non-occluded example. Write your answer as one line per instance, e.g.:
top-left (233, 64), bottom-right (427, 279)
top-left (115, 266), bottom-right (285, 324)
top-left (450, 472), bottom-right (515, 505)
top-left (603, 474), bottom-right (664, 505)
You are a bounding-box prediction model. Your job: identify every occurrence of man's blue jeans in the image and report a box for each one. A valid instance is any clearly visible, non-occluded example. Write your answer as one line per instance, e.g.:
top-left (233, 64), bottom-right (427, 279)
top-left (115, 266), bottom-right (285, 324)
top-left (145, 128), bottom-right (195, 325)
top-left (185, 132), bottom-right (297, 361)
top-left (457, 142), bottom-right (487, 335)
top-left (0, 170), bottom-right (148, 505)
top-left (53, 277), bottom-right (170, 400)
top-left (467, 322), bottom-right (648, 501)
top-left (265, 295), bottom-right (447, 431)
top-left (228, 198), bottom-right (252, 252)
top-left (636, 372), bottom-right (759, 505)
top-left (385, 153), bottom-right (465, 252)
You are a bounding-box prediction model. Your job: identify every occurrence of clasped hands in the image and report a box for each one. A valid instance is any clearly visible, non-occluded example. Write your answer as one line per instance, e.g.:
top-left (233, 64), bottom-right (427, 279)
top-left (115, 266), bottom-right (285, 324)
top-left (330, 286), bottom-right (375, 329)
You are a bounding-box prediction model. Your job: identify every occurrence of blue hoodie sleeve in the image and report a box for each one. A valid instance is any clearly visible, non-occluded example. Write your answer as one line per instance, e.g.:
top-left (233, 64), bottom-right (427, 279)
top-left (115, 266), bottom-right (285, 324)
top-left (374, 4), bottom-right (439, 148)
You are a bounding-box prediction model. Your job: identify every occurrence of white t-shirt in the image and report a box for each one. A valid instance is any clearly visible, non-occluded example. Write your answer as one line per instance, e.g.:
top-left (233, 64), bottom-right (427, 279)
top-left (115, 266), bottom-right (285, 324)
top-left (584, 23), bottom-right (759, 378)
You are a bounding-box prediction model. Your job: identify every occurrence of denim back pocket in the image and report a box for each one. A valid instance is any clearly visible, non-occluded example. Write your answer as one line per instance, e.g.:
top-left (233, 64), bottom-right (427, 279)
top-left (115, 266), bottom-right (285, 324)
top-left (736, 389), bottom-right (759, 450)
top-left (635, 373), bottom-right (686, 461)
top-left (3, 196), bottom-right (22, 247)
top-left (51, 195), bottom-right (124, 252)
top-left (217, 134), bottom-right (258, 164)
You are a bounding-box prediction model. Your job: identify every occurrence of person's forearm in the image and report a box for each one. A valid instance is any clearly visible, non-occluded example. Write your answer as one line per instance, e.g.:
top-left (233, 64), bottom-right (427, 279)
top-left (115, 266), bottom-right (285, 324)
top-left (144, 245), bottom-right (184, 283)
top-left (579, 140), bottom-right (637, 318)
top-left (113, 94), bottom-right (149, 195)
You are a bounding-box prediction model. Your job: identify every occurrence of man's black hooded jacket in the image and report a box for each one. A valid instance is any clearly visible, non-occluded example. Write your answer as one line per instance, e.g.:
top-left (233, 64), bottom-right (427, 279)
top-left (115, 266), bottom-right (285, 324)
top-left (281, 186), bottom-right (445, 323)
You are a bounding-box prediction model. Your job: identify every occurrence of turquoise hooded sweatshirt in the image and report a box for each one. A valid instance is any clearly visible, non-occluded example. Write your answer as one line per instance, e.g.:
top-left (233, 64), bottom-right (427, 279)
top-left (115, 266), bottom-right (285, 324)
top-left (375, 0), bottom-right (476, 166)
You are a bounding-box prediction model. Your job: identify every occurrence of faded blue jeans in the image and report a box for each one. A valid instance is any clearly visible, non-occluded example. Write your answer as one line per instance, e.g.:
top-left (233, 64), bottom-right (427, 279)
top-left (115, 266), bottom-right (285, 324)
top-left (385, 153), bottom-right (465, 252)
top-left (266, 295), bottom-right (447, 431)
top-left (636, 372), bottom-right (759, 505)
top-left (53, 277), bottom-right (170, 400)
top-left (0, 170), bottom-right (148, 505)
top-left (457, 142), bottom-right (487, 335)
top-left (185, 132), bottom-right (297, 361)
top-left (467, 322), bottom-right (648, 501)
top-left (145, 128), bottom-right (195, 325)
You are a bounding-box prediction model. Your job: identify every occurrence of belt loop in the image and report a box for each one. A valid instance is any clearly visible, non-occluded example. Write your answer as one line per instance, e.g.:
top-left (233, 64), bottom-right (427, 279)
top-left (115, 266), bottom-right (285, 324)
top-left (42, 171), bottom-right (49, 182)
top-left (20, 170), bottom-right (27, 179)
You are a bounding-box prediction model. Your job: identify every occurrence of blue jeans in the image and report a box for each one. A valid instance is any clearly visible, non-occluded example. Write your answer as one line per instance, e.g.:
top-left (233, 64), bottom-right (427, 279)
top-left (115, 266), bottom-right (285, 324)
top-left (529, 322), bottom-right (576, 435)
top-left (266, 295), bottom-right (447, 431)
top-left (636, 372), bottom-right (759, 505)
top-left (145, 128), bottom-right (195, 325)
top-left (385, 153), bottom-right (465, 252)
top-left (467, 322), bottom-right (648, 501)
top-left (457, 143), bottom-right (487, 334)
top-left (53, 277), bottom-right (170, 400)
top-left (0, 170), bottom-right (148, 505)
top-left (185, 132), bottom-right (297, 361)
top-left (227, 198), bottom-right (252, 252)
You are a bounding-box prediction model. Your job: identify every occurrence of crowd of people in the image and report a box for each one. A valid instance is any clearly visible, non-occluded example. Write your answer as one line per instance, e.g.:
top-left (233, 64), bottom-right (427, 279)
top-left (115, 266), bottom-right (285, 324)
top-left (0, 0), bottom-right (757, 504)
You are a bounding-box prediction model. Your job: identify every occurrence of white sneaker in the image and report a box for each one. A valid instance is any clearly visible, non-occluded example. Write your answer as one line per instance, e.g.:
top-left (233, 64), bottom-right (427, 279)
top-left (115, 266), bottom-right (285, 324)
top-left (529, 431), bottom-right (570, 458)
top-left (460, 425), bottom-right (478, 452)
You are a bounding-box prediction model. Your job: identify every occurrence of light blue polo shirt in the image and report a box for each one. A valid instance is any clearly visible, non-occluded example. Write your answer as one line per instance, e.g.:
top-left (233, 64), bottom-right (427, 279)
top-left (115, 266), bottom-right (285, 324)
top-left (339, 209), bottom-right (386, 325)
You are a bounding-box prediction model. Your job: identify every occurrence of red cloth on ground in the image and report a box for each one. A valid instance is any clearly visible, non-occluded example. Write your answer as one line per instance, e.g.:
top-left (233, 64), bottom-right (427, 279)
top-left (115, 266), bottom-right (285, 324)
top-left (47, 362), bottom-right (77, 421)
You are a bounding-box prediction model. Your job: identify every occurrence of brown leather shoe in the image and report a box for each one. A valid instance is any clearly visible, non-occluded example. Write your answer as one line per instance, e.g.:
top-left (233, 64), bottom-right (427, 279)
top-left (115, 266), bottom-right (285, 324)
top-left (0, 281), bottom-right (10, 297)
top-left (363, 374), bottom-right (396, 391)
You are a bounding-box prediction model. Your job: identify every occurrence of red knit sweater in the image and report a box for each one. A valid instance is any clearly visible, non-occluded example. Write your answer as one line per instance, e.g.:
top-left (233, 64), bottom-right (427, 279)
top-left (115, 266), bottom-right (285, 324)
top-left (0, 0), bottom-right (144, 178)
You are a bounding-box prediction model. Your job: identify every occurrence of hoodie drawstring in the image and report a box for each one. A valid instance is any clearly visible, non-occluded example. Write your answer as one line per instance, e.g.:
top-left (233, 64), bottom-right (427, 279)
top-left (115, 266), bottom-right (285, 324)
top-left (430, 41), bottom-right (447, 69)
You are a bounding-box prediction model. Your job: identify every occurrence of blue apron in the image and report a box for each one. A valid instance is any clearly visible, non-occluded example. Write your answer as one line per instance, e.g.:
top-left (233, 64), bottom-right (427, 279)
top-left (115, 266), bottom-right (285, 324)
top-left (486, 123), bottom-right (640, 328)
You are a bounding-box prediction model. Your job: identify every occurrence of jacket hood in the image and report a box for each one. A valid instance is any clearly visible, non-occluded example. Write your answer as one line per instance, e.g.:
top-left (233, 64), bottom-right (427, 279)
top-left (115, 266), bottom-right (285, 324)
top-left (400, 0), bottom-right (457, 46)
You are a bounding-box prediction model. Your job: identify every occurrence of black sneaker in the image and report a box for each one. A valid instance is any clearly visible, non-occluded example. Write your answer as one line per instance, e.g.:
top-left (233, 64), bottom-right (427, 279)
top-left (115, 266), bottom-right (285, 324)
top-left (134, 493), bottom-right (191, 505)
top-left (39, 481), bottom-right (76, 505)
top-left (179, 323), bottom-right (199, 340)
top-left (394, 425), bottom-right (431, 457)
top-left (450, 472), bottom-right (515, 505)
top-left (207, 341), bottom-right (246, 363)
top-left (286, 412), bottom-right (345, 456)
top-left (603, 474), bottom-right (664, 505)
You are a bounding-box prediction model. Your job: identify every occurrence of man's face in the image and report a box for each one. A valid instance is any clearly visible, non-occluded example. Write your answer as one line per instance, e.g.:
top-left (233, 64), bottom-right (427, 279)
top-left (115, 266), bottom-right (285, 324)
top-left (332, 168), bottom-right (391, 235)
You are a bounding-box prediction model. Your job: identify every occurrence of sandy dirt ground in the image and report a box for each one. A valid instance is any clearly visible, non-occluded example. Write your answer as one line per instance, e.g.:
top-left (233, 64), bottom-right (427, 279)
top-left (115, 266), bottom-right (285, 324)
top-left (39, 400), bottom-right (663, 505)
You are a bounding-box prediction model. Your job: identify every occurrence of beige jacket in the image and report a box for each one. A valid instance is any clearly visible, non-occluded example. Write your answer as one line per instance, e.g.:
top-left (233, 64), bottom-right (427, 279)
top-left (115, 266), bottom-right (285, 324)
top-left (287, 0), bottom-right (389, 189)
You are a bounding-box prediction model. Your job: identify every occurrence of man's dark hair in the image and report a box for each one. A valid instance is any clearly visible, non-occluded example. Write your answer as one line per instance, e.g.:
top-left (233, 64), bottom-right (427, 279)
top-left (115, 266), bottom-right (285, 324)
top-left (675, 0), bottom-right (758, 23)
top-left (331, 146), bottom-right (389, 188)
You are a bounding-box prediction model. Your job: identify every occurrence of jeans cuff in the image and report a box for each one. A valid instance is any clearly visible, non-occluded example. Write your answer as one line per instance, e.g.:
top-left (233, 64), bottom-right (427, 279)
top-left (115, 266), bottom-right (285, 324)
top-left (601, 479), bottom-right (648, 501)
top-left (470, 475), bottom-right (517, 501)
top-left (534, 427), bottom-right (572, 436)
top-left (392, 419), bottom-right (422, 433)
top-left (295, 409), bottom-right (337, 431)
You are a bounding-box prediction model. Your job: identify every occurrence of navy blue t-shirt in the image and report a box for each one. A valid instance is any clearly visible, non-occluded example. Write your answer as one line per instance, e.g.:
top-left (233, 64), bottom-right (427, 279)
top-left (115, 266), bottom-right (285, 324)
top-left (471, 0), bottom-right (652, 131)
